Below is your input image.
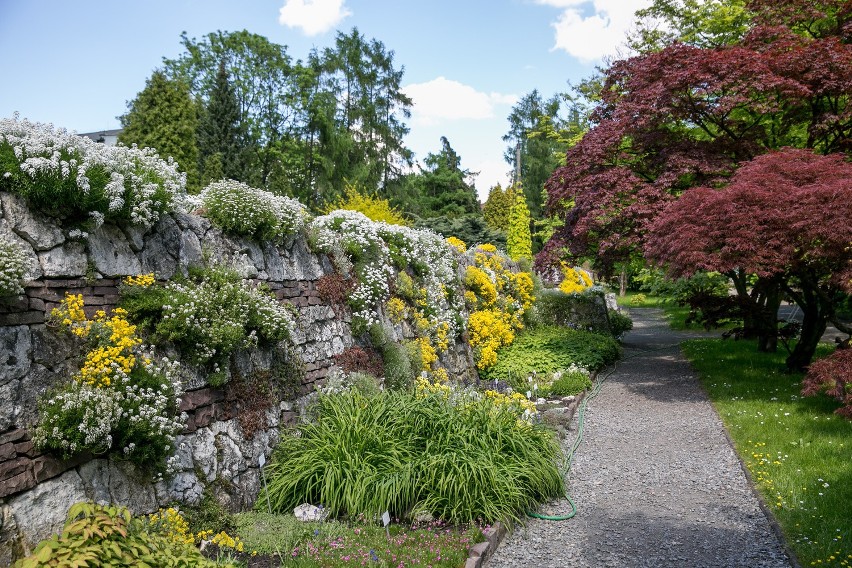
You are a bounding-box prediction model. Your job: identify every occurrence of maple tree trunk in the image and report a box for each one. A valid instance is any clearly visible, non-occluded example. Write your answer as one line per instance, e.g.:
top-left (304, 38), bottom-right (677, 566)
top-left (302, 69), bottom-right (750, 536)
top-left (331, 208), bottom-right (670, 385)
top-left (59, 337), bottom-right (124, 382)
top-left (786, 297), bottom-right (828, 372)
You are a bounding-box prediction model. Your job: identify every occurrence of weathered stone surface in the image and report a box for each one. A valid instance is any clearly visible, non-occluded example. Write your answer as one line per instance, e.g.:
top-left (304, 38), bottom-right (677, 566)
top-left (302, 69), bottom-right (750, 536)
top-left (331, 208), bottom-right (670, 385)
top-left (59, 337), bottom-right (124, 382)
top-left (7, 469), bottom-right (86, 552)
top-left (0, 326), bottom-right (30, 387)
top-left (0, 380), bottom-right (19, 432)
top-left (139, 215), bottom-right (180, 279)
top-left (283, 238), bottom-right (324, 280)
top-left (190, 428), bottom-right (218, 482)
top-left (0, 504), bottom-right (24, 567)
top-left (38, 242), bottom-right (87, 277)
top-left (164, 471), bottom-right (203, 505)
top-left (121, 224), bottom-right (146, 252)
top-left (87, 224), bottom-right (141, 277)
top-left (0, 192), bottom-right (64, 251)
top-left (178, 229), bottom-right (203, 271)
top-left (78, 459), bottom-right (158, 515)
top-left (262, 242), bottom-right (286, 280)
top-left (15, 363), bottom-right (61, 429)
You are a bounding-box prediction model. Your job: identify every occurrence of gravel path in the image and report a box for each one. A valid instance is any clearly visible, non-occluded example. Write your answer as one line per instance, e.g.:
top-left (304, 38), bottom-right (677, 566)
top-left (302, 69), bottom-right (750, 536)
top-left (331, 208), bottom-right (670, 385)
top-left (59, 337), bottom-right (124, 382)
top-left (488, 308), bottom-right (793, 568)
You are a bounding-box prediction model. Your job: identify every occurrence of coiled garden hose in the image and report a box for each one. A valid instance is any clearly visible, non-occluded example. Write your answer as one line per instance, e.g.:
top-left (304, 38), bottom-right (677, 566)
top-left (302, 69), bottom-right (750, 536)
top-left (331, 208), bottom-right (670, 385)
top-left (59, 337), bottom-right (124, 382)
top-left (527, 343), bottom-right (681, 521)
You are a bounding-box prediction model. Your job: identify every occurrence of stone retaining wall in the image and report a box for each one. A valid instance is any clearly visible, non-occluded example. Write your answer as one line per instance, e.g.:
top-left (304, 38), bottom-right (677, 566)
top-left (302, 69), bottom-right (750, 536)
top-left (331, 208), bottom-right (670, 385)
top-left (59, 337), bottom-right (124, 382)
top-left (0, 191), bottom-right (478, 560)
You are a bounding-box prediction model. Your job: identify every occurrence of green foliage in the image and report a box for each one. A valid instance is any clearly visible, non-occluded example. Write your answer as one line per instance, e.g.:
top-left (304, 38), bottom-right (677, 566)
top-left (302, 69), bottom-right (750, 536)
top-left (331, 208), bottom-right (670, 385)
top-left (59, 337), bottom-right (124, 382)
top-left (682, 339), bottom-right (849, 567)
top-left (479, 326), bottom-right (620, 386)
top-left (506, 194), bottom-right (532, 261)
top-left (608, 310), bottom-right (633, 338)
top-left (415, 214), bottom-right (506, 250)
top-left (180, 486), bottom-right (236, 536)
top-left (548, 367), bottom-right (593, 397)
top-left (233, 512), bottom-right (478, 567)
top-left (369, 323), bottom-right (417, 391)
top-left (199, 179), bottom-right (307, 241)
top-left (13, 502), bottom-right (223, 568)
top-left (261, 390), bottom-right (562, 524)
top-left (197, 59), bottom-right (247, 186)
top-left (482, 183), bottom-right (515, 231)
top-left (0, 235), bottom-right (27, 297)
top-left (627, 0), bottom-right (750, 52)
top-left (325, 183), bottom-right (409, 226)
top-left (119, 70), bottom-right (200, 192)
top-left (120, 263), bottom-right (295, 373)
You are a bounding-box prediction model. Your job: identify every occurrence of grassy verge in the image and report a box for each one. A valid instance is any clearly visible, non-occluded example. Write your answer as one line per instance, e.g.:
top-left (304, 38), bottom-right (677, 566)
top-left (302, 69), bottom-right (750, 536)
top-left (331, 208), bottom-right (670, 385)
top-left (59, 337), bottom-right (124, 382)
top-left (681, 339), bottom-right (851, 567)
top-left (614, 292), bottom-right (699, 331)
top-left (227, 512), bottom-right (480, 567)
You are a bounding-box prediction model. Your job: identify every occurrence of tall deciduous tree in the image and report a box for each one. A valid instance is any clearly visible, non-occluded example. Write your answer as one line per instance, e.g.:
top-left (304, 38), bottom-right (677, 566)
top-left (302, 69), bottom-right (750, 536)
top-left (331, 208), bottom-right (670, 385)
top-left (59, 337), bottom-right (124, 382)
top-left (646, 148), bottom-right (852, 370)
top-left (627, 0), bottom-right (750, 52)
top-left (119, 71), bottom-right (199, 191)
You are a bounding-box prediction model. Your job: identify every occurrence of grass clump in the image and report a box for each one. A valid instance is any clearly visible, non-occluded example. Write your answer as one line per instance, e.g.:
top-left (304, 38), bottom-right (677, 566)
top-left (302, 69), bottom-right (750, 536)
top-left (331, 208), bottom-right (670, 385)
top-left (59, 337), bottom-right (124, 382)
top-left (261, 389), bottom-right (562, 525)
top-left (681, 339), bottom-right (851, 567)
top-left (479, 326), bottom-right (619, 389)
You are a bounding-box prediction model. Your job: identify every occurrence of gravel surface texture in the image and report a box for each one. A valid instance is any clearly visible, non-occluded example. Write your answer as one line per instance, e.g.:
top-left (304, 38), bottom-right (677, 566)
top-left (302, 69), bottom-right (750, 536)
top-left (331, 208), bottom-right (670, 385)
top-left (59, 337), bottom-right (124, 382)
top-left (488, 308), bottom-right (793, 568)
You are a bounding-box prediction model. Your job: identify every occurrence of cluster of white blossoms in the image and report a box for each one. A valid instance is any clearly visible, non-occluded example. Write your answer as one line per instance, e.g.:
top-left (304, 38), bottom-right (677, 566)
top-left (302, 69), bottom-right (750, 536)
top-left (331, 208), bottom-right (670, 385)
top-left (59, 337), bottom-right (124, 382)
top-left (0, 114), bottom-right (186, 228)
top-left (33, 351), bottom-right (185, 461)
top-left (160, 271), bottom-right (296, 364)
top-left (0, 235), bottom-right (27, 296)
top-left (309, 210), bottom-right (465, 337)
top-left (198, 179), bottom-right (307, 241)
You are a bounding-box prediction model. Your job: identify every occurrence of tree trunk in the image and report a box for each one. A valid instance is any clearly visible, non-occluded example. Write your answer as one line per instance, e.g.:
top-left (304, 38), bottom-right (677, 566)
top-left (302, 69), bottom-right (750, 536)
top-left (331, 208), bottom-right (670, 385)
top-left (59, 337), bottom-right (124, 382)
top-left (756, 286), bottom-right (781, 353)
top-left (619, 266), bottom-right (627, 297)
top-left (786, 306), bottom-right (827, 372)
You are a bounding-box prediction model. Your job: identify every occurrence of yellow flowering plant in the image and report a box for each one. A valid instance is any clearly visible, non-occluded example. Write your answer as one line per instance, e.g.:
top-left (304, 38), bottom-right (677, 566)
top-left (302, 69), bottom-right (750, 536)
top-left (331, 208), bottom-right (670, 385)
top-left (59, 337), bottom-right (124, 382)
top-left (35, 294), bottom-right (184, 471)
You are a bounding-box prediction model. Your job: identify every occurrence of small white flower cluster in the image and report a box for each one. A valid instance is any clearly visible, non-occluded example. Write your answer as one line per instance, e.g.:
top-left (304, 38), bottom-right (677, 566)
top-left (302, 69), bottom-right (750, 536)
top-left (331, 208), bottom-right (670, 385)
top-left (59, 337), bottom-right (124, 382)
top-left (0, 235), bottom-right (27, 296)
top-left (33, 354), bottom-right (185, 462)
top-left (159, 270), bottom-right (295, 364)
top-left (0, 114), bottom-right (186, 228)
top-left (199, 179), bottom-right (307, 241)
top-left (309, 210), bottom-right (465, 335)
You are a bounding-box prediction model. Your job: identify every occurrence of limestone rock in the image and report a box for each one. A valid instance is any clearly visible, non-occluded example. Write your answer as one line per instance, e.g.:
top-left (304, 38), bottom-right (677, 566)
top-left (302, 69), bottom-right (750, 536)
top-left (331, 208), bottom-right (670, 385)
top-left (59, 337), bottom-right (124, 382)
top-left (262, 242), bottom-right (286, 280)
top-left (0, 326), bottom-right (30, 387)
top-left (88, 224), bottom-right (141, 277)
top-left (0, 505), bottom-right (24, 567)
top-left (78, 459), bottom-right (157, 515)
top-left (178, 229), bottom-right (203, 271)
top-left (139, 215), bottom-right (180, 279)
top-left (0, 192), bottom-right (64, 251)
top-left (0, 379), bottom-right (20, 431)
top-left (7, 469), bottom-right (87, 553)
top-left (191, 428), bottom-right (218, 482)
top-left (38, 242), bottom-right (87, 277)
top-left (164, 471), bottom-right (203, 505)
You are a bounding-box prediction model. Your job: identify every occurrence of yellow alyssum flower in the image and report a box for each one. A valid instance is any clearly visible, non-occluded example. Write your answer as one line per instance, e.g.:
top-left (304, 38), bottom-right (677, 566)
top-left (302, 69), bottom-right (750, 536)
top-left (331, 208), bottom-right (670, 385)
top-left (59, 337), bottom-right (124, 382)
top-left (123, 273), bottom-right (156, 287)
top-left (386, 297), bottom-right (406, 323)
top-left (446, 236), bottom-right (467, 253)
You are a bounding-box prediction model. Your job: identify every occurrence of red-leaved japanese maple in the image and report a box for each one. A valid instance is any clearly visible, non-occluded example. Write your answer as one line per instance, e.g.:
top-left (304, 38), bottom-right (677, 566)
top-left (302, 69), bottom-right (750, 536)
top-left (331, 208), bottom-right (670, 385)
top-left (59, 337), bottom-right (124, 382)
top-left (540, 0), bottom-right (852, 276)
top-left (646, 148), bottom-right (852, 370)
top-left (802, 348), bottom-right (852, 418)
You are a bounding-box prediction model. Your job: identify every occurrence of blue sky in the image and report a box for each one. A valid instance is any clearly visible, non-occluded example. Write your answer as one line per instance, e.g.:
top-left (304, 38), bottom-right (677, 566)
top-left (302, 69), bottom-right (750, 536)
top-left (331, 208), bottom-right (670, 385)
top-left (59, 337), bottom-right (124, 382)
top-left (0, 0), bottom-right (650, 200)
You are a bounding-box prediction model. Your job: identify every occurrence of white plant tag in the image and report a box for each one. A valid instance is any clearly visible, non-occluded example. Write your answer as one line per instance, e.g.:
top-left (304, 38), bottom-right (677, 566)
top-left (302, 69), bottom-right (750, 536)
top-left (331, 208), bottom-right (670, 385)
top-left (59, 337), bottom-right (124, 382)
top-left (382, 511), bottom-right (391, 526)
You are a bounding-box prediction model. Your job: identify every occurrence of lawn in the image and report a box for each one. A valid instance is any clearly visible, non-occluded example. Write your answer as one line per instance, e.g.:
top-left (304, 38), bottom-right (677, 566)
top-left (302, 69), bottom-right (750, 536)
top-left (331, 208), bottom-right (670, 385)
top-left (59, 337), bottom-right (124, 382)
top-left (614, 292), bottom-right (693, 330)
top-left (681, 339), bottom-right (851, 567)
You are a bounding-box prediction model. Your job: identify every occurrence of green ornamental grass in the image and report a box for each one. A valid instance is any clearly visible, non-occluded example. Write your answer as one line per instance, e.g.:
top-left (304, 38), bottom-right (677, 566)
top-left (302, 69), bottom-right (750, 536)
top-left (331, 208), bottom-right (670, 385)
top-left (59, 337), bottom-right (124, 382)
top-left (261, 389), bottom-right (563, 525)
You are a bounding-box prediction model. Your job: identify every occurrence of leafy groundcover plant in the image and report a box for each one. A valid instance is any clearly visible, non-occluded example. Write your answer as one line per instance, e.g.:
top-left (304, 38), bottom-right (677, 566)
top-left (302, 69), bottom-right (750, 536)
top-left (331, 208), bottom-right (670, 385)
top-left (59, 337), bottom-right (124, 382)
top-left (261, 389), bottom-right (563, 525)
top-left (479, 326), bottom-right (620, 391)
top-left (119, 265), bottom-right (295, 383)
top-left (198, 179), bottom-right (307, 241)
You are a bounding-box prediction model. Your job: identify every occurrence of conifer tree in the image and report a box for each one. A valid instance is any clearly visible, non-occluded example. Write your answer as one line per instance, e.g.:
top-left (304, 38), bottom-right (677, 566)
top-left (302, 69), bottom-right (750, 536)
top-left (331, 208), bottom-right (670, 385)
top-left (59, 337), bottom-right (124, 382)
top-left (197, 59), bottom-right (246, 184)
top-left (506, 194), bottom-right (532, 261)
top-left (482, 184), bottom-right (515, 231)
top-left (119, 71), bottom-right (199, 191)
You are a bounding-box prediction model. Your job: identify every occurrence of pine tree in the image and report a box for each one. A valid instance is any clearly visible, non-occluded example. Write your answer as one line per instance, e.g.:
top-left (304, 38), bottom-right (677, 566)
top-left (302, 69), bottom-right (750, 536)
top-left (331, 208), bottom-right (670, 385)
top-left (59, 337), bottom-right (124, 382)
top-left (506, 194), bottom-right (532, 261)
top-left (197, 59), bottom-right (246, 185)
top-left (119, 71), bottom-right (199, 191)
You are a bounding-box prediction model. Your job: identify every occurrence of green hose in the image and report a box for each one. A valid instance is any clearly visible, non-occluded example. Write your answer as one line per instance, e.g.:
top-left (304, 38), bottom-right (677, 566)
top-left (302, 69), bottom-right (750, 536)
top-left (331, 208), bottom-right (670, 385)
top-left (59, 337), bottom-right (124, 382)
top-left (527, 343), bottom-right (680, 521)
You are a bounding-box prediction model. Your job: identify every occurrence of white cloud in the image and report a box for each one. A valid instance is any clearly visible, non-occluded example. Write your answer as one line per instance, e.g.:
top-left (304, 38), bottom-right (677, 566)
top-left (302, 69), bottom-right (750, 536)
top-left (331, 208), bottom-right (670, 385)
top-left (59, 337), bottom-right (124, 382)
top-left (402, 77), bottom-right (518, 126)
top-left (278, 0), bottom-right (351, 36)
top-left (536, 0), bottom-right (652, 62)
top-left (469, 158), bottom-right (513, 201)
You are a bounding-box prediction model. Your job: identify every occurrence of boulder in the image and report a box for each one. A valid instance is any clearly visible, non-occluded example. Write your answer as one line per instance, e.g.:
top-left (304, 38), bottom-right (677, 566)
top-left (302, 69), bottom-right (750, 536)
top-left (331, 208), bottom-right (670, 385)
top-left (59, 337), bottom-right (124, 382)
top-left (0, 193), bottom-right (64, 251)
top-left (38, 242), bottom-right (87, 277)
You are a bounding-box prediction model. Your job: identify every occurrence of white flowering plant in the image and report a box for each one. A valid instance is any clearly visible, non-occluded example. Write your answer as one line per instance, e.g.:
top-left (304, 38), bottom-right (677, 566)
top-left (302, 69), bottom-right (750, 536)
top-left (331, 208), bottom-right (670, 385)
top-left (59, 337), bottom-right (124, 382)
top-left (199, 179), bottom-right (307, 241)
top-left (0, 114), bottom-right (185, 228)
top-left (309, 210), bottom-right (465, 353)
top-left (33, 354), bottom-right (185, 472)
top-left (119, 264), bottom-right (296, 382)
top-left (0, 235), bottom-right (27, 296)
